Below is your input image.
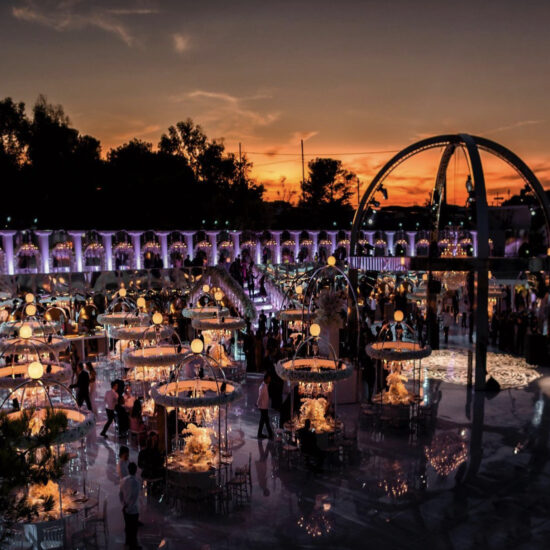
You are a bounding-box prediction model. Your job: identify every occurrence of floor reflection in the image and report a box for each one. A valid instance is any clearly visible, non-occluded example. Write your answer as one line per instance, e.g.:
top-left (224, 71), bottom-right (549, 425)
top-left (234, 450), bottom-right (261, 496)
top-left (75, 358), bottom-right (550, 549)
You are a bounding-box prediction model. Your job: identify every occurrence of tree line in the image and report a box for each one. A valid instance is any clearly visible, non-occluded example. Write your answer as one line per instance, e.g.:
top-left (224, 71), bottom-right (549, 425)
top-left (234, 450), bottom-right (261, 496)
top-left (0, 96), bottom-right (356, 230)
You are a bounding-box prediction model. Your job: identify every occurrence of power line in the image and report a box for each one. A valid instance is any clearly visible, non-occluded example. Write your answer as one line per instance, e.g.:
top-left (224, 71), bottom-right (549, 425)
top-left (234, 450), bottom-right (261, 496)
top-left (237, 149), bottom-right (400, 157)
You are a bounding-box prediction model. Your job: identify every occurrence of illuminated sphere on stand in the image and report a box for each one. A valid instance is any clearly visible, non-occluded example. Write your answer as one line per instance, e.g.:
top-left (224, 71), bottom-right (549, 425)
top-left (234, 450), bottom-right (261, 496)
top-left (202, 284), bottom-right (210, 294)
top-left (394, 310), bottom-right (404, 323)
top-left (119, 288), bottom-right (127, 298)
top-left (191, 338), bottom-right (204, 354)
top-left (137, 297), bottom-right (146, 309)
top-left (310, 323), bottom-right (321, 337)
top-left (19, 324), bottom-right (33, 339)
top-left (327, 256), bottom-right (336, 267)
top-left (25, 293), bottom-right (35, 304)
top-left (152, 312), bottom-right (163, 325)
top-left (28, 361), bottom-right (44, 380)
top-left (25, 304), bottom-right (37, 317)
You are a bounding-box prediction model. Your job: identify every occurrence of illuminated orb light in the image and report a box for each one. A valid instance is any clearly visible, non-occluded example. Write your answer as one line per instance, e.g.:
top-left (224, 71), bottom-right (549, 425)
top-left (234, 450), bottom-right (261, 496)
top-left (296, 285), bottom-right (303, 295)
top-left (19, 324), bottom-right (33, 339)
top-left (137, 297), bottom-right (146, 308)
top-left (152, 312), bottom-right (163, 325)
top-left (119, 288), bottom-right (127, 298)
top-left (327, 256), bottom-right (336, 267)
top-left (191, 338), bottom-right (204, 354)
top-left (394, 310), bottom-right (404, 323)
top-left (202, 284), bottom-right (210, 294)
top-left (25, 304), bottom-right (37, 317)
top-left (214, 290), bottom-right (224, 302)
top-left (25, 293), bottom-right (35, 304)
top-left (310, 323), bottom-right (321, 337)
top-left (28, 361), bottom-right (43, 379)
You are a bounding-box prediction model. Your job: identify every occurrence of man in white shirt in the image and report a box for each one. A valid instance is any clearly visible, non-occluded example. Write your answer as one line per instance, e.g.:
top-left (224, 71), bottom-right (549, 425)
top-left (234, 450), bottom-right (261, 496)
top-left (100, 381), bottom-right (119, 438)
top-left (256, 373), bottom-right (273, 439)
top-left (119, 462), bottom-right (141, 549)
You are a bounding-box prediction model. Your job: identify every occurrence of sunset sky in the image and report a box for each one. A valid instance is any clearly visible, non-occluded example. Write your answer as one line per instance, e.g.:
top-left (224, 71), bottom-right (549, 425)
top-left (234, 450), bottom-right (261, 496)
top-left (2, 0), bottom-right (550, 206)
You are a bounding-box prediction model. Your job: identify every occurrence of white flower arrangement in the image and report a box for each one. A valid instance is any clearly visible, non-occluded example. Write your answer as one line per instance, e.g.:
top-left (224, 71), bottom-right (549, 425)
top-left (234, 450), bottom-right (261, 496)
top-left (314, 289), bottom-right (347, 325)
top-left (421, 349), bottom-right (541, 389)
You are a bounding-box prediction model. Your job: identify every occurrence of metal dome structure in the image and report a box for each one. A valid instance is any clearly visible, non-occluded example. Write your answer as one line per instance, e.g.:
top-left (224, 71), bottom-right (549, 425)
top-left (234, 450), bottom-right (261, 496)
top-left (350, 134), bottom-right (550, 390)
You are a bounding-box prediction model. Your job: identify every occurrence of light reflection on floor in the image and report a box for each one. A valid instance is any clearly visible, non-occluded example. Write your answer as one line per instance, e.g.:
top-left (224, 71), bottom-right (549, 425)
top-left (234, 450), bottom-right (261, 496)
top-left (76, 354), bottom-right (550, 550)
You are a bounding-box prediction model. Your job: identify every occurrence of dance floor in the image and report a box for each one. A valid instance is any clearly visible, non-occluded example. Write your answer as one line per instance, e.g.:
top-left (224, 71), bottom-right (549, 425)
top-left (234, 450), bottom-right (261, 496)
top-left (82, 350), bottom-right (550, 549)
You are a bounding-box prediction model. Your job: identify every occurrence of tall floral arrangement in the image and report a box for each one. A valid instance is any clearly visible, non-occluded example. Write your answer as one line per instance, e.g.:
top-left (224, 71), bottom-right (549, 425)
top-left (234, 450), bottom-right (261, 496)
top-left (314, 289), bottom-right (346, 325)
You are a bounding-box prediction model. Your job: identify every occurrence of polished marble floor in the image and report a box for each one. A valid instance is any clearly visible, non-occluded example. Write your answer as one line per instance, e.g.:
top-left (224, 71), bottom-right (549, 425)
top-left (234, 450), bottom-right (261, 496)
top-left (76, 336), bottom-right (550, 550)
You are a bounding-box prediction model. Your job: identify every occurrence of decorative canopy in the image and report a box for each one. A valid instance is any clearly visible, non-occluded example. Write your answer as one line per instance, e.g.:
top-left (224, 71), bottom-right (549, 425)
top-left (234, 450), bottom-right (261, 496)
top-left (192, 316), bottom-right (246, 331)
top-left (123, 345), bottom-right (187, 368)
top-left (366, 341), bottom-right (432, 362)
top-left (151, 378), bottom-right (242, 409)
top-left (275, 357), bottom-right (353, 383)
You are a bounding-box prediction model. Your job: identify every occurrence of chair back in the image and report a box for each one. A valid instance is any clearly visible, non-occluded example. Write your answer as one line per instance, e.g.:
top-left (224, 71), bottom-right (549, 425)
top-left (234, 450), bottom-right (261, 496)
top-left (42, 525), bottom-right (65, 545)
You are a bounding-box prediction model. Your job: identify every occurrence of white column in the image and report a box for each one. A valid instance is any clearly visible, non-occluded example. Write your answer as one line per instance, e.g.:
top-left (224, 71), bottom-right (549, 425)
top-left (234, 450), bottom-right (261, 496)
top-left (207, 232), bottom-right (218, 265)
top-left (366, 232), bottom-right (375, 256)
top-left (232, 232), bottom-right (241, 258)
top-left (100, 232), bottom-right (114, 271)
top-left (35, 231), bottom-right (51, 273)
top-left (312, 231), bottom-right (318, 258)
top-left (1, 231), bottom-right (16, 274)
top-left (472, 231), bottom-right (478, 257)
top-left (129, 232), bottom-right (143, 269)
top-left (272, 231), bottom-right (282, 264)
top-left (184, 232), bottom-right (194, 260)
top-left (158, 232), bottom-right (169, 268)
top-left (256, 241), bottom-right (262, 264)
top-left (387, 231), bottom-right (395, 255)
top-left (407, 232), bottom-right (417, 257)
top-left (328, 231), bottom-right (337, 254)
top-left (291, 231), bottom-right (300, 260)
top-left (69, 231), bottom-right (84, 272)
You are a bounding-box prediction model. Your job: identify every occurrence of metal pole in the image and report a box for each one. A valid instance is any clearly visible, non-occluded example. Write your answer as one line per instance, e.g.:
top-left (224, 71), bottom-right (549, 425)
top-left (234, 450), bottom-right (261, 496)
top-left (301, 139), bottom-right (305, 189)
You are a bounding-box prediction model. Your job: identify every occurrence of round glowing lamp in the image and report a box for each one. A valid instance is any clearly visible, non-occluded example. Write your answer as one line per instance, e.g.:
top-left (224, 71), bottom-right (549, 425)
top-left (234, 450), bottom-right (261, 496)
top-left (214, 290), bottom-right (224, 302)
top-left (394, 310), bottom-right (404, 323)
top-left (25, 293), bottom-right (35, 304)
top-left (152, 312), bottom-right (163, 325)
top-left (19, 324), bottom-right (33, 339)
top-left (295, 285), bottom-right (303, 295)
top-left (191, 338), bottom-right (204, 354)
top-left (25, 304), bottom-right (37, 317)
top-left (119, 288), bottom-right (127, 298)
top-left (327, 256), bottom-right (336, 267)
top-left (202, 284), bottom-right (210, 294)
top-left (309, 323), bottom-right (321, 337)
top-left (28, 361), bottom-right (43, 379)
top-left (137, 297), bottom-right (146, 309)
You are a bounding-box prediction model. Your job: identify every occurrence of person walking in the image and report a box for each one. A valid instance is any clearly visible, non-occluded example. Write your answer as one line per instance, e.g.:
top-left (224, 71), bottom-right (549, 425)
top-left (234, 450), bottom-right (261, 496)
top-left (256, 373), bottom-right (273, 439)
top-left (100, 381), bottom-right (119, 438)
top-left (442, 307), bottom-right (453, 344)
top-left (119, 462), bottom-right (141, 550)
top-left (70, 363), bottom-right (92, 411)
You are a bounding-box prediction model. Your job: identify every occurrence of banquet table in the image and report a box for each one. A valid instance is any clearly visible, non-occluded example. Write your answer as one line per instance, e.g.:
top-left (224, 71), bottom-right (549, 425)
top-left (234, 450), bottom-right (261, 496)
top-left (20, 494), bottom-right (98, 550)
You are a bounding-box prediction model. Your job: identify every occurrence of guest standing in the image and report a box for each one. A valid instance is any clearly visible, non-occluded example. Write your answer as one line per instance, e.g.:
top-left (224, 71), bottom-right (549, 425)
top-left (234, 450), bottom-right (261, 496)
top-left (100, 381), bottom-right (119, 438)
top-left (117, 445), bottom-right (130, 480)
top-left (70, 363), bottom-right (92, 411)
top-left (119, 462), bottom-right (141, 550)
top-left (257, 373), bottom-right (273, 439)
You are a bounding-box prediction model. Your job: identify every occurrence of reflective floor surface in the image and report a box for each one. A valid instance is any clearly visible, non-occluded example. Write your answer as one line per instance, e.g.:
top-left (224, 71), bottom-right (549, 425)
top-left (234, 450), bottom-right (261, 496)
top-left (75, 352), bottom-right (550, 550)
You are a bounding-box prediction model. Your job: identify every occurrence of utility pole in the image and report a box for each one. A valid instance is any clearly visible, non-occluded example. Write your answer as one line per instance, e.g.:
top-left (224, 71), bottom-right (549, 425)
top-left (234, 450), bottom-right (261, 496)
top-left (301, 139), bottom-right (305, 189)
top-left (238, 142), bottom-right (242, 185)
